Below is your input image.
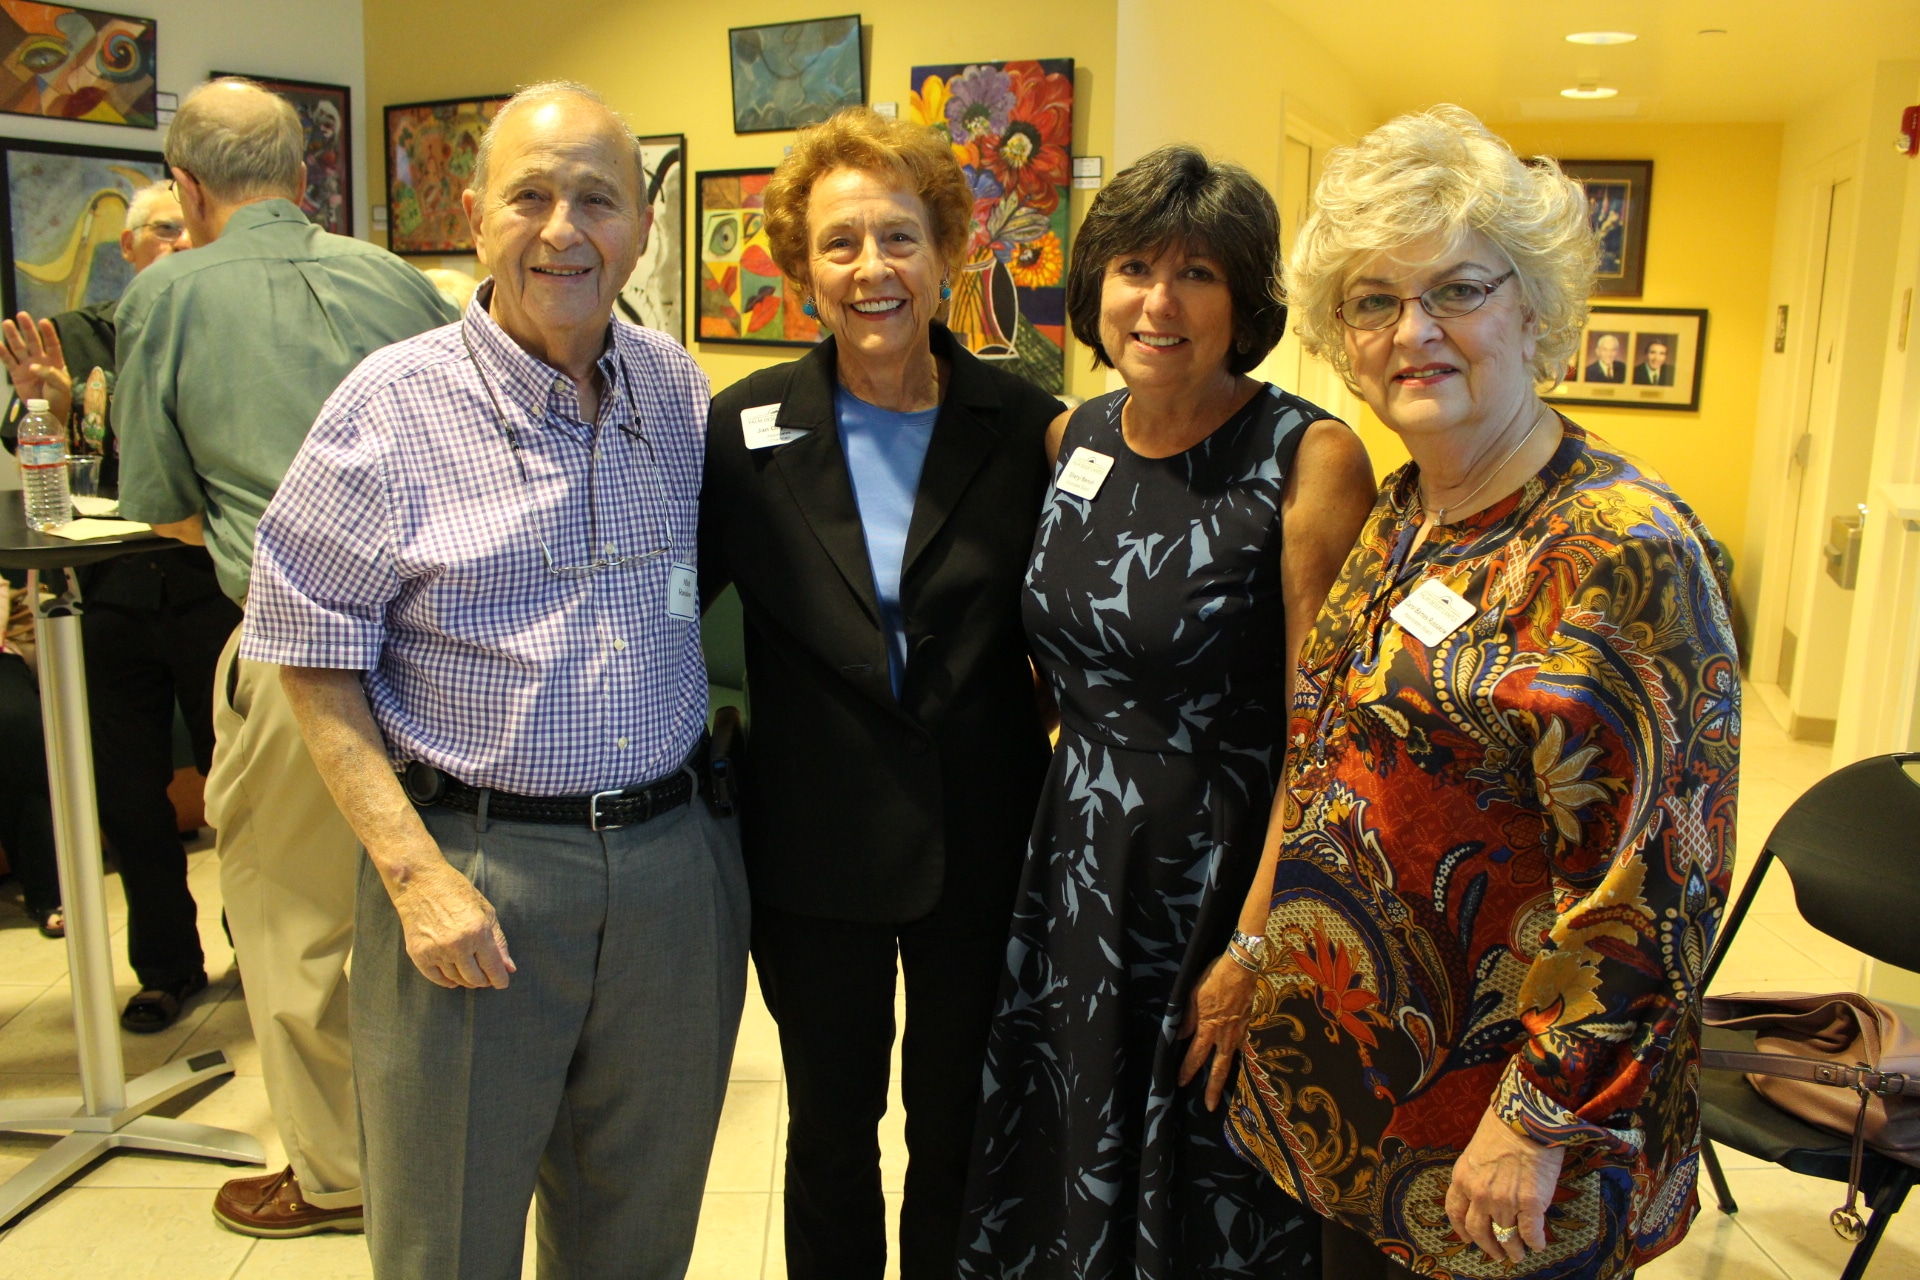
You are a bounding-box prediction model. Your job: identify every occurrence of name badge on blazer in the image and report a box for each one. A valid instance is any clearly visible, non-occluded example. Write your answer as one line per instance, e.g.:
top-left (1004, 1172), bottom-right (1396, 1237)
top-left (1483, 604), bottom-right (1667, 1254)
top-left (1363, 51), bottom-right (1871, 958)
top-left (741, 403), bottom-right (808, 450)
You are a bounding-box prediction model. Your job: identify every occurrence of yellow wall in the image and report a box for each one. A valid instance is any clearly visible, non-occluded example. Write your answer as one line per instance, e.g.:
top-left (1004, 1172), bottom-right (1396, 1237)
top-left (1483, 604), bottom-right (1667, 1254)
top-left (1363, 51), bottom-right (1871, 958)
top-left (1478, 122), bottom-right (1781, 562)
top-left (362, 0), bottom-right (1116, 401)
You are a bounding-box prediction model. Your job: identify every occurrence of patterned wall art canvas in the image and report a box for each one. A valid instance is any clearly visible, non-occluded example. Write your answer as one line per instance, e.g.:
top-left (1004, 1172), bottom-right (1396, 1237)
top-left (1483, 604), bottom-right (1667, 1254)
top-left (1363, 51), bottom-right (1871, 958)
top-left (385, 95), bottom-right (507, 255)
top-left (1561, 159), bottom-right (1652, 298)
top-left (617, 134), bottom-right (686, 345)
top-left (0, 137), bottom-right (164, 317)
top-left (910, 58), bottom-right (1073, 392)
top-left (729, 15), bottom-right (863, 134)
top-left (696, 167), bottom-right (821, 347)
top-left (0, 1), bottom-right (155, 129)
top-left (214, 73), bottom-right (352, 236)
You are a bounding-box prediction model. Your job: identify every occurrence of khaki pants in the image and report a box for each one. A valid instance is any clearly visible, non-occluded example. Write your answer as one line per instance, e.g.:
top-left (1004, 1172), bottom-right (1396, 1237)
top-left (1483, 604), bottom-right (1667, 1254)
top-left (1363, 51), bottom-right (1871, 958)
top-left (206, 623), bottom-right (361, 1208)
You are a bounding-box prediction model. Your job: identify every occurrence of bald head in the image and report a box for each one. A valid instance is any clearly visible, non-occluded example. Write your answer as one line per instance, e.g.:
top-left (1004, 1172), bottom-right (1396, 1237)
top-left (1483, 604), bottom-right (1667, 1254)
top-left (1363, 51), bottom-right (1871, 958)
top-left (470, 81), bottom-right (643, 205)
top-left (167, 78), bottom-right (304, 204)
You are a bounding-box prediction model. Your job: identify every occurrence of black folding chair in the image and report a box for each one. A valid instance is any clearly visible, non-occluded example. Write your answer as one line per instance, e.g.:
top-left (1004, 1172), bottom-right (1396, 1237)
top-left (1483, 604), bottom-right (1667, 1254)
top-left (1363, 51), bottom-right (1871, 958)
top-left (1697, 751), bottom-right (1920, 1280)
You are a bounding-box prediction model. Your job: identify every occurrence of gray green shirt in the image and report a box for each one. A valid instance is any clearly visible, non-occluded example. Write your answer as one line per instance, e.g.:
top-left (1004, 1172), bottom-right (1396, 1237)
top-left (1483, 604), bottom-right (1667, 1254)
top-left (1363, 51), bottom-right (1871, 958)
top-left (115, 198), bottom-right (456, 602)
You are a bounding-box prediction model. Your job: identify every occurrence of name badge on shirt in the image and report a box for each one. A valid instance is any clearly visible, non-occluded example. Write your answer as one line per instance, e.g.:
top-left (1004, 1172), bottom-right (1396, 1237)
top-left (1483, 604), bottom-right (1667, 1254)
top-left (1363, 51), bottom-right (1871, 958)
top-left (668, 562), bottom-right (699, 621)
top-left (1390, 577), bottom-right (1478, 647)
top-left (741, 403), bottom-right (807, 450)
top-left (1057, 447), bottom-right (1116, 501)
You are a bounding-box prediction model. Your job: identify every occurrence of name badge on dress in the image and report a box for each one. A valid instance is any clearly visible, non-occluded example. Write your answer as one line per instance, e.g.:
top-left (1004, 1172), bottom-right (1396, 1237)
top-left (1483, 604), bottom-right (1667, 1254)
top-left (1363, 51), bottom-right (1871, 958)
top-left (1389, 577), bottom-right (1477, 647)
top-left (1056, 447), bottom-right (1116, 501)
top-left (741, 403), bottom-right (807, 450)
top-left (668, 561), bottom-right (699, 621)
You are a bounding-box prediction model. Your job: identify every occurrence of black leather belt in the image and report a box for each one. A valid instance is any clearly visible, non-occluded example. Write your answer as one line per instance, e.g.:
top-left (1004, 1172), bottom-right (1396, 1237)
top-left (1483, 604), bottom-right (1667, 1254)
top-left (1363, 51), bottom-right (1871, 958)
top-left (401, 739), bottom-right (705, 831)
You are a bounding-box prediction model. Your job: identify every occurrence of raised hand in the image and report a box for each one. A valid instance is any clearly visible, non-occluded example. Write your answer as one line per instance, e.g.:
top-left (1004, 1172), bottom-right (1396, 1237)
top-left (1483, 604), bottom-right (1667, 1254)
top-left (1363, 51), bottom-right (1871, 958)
top-left (0, 312), bottom-right (71, 424)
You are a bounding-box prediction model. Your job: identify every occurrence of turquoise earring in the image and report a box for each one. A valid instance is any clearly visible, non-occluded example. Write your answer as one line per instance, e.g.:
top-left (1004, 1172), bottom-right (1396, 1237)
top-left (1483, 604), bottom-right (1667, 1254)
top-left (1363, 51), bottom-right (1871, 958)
top-left (801, 296), bottom-right (818, 317)
top-left (939, 277), bottom-right (952, 301)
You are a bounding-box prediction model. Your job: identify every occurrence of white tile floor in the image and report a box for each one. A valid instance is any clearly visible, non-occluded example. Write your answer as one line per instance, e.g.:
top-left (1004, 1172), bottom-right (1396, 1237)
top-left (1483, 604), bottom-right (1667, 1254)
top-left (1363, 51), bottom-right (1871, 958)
top-left (0, 688), bottom-right (1913, 1278)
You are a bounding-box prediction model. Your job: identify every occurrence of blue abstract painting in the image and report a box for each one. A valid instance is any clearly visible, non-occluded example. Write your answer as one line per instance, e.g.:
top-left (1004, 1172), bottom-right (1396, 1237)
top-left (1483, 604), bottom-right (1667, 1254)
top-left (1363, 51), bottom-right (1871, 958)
top-left (729, 15), bottom-right (863, 134)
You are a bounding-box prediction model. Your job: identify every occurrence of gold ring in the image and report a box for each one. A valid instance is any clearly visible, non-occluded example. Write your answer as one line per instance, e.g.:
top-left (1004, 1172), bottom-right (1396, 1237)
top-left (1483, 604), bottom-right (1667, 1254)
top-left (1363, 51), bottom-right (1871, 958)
top-left (1492, 1223), bottom-right (1519, 1242)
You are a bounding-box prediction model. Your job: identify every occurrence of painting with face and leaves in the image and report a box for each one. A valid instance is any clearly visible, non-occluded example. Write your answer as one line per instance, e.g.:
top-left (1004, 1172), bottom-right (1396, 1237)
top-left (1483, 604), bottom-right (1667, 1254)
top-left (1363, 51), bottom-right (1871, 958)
top-left (617, 133), bottom-right (686, 346)
top-left (695, 167), bottom-right (822, 347)
top-left (910, 58), bottom-right (1073, 393)
top-left (0, 0), bottom-right (156, 129)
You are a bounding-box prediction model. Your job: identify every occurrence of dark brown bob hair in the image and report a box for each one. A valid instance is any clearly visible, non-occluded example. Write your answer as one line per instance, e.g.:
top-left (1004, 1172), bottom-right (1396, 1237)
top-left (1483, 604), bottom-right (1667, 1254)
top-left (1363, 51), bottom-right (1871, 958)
top-left (1067, 144), bottom-right (1286, 376)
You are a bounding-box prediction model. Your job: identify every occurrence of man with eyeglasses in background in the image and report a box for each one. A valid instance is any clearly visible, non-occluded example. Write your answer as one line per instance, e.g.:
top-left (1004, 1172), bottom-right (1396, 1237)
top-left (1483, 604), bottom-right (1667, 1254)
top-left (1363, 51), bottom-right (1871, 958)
top-left (0, 183), bottom-right (231, 1030)
top-left (112, 78), bottom-right (454, 1238)
top-left (242, 82), bottom-right (745, 1278)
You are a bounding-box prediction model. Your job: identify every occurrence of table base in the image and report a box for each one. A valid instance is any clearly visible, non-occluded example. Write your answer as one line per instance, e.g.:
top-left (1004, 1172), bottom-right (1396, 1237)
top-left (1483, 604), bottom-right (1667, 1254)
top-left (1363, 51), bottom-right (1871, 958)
top-left (0, 1049), bottom-right (266, 1223)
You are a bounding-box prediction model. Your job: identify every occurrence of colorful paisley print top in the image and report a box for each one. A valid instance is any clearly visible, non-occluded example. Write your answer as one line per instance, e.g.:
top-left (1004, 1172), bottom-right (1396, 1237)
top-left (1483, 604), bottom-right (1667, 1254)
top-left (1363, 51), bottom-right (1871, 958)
top-left (1226, 422), bottom-right (1738, 1280)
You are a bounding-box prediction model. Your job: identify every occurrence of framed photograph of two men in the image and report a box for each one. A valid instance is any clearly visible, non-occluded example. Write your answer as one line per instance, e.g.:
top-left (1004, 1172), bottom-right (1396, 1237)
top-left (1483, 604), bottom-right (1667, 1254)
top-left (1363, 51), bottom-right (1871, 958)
top-left (1544, 305), bottom-right (1707, 413)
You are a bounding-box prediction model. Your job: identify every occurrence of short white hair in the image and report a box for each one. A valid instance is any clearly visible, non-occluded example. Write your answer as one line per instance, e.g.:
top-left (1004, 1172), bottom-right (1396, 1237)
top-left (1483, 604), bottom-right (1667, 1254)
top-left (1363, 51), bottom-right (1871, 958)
top-left (124, 181), bottom-right (175, 231)
top-left (1289, 105), bottom-right (1596, 390)
top-left (468, 80), bottom-right (644, 200)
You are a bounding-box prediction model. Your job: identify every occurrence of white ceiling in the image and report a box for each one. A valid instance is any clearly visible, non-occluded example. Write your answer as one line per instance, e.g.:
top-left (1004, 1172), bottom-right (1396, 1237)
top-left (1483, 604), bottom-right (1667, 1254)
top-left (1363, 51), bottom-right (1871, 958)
top-left (1268, 0), bottom-right (1920, 123)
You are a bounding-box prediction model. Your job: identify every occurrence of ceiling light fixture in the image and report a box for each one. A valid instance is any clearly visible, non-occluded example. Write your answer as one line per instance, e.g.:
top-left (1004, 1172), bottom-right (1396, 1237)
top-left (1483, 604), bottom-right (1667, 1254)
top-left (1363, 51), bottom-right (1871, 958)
top-left (1561, 85), bottom-right (1620, 100)
top-left (1566, 31), bottom-right (1637, 45)
top-left (1699, 28), bottom-right (1728, 36)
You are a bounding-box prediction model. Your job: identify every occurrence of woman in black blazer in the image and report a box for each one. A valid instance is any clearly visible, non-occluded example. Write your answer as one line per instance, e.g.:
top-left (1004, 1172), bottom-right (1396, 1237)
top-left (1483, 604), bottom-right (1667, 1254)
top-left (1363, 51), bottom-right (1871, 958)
top-left (698, 106), bottom-right (1061, 1280)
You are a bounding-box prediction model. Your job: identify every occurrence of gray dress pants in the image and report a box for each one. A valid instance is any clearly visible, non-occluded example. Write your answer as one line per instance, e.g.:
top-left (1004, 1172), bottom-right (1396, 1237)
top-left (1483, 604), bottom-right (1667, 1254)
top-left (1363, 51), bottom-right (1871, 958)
top-left (353, 796), bottom-right (750, 1280)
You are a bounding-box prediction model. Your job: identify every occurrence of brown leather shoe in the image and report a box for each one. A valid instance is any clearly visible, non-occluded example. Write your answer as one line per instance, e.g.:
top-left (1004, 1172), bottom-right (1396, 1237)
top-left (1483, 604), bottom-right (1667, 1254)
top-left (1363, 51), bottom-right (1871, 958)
top-left (213, 1166), bottom-right (363, 1237)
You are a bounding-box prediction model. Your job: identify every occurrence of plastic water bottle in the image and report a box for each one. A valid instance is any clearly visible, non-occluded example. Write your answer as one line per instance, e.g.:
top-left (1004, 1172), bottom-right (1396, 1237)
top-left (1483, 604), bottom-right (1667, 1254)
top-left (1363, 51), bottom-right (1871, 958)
top-left (18, 398), bottom-right (71, 530)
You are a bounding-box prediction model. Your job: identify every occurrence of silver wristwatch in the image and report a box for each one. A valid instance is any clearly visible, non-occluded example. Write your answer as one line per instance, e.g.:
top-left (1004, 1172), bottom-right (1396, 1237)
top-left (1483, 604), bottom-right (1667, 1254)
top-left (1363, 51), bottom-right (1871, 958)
top-left (1227, 929), bottom-right (1267, 971)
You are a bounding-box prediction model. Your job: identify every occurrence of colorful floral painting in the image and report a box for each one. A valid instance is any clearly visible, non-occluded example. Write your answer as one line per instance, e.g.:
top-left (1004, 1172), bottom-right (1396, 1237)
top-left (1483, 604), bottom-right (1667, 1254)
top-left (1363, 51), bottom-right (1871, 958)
top-left (0, 0), bottom-right (155, 129)
top-left (911, 58), bottom-right (1073, 393)
top-left (385, 95), bottom-right (507, 256)
top-left (616, 134), bottom-right (686, 345)
top-left (695, 167), bottom-right (821, 348)
top-left (0, 138), bottom-right (164, 317)
top-left (217, 74), bottom-right (351, 235)
top-left (729, 15), bottom-right (864, 134)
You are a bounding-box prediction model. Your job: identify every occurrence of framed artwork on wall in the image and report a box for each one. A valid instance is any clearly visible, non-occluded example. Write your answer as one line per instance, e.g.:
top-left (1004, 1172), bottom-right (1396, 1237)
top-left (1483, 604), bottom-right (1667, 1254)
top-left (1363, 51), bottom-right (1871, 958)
top-left (695, 167), bottom-right (821, 347)
top-left (617, 133), bottom-right (686, 346)
top-left (729, 15), bottom-right (863, 134)
top-left (213, 73), bottom-right (352, 236)
top-left (1561, 159), bottom-right (1652, 298)
top-left (0, 1), bottom-right (156, 129)
top-left (1544, 305), bottom-right (1706, 412)
top-left (384, 95), bottom-right (508, 255)
top-left (910, 57), bottom-right (1074, 393)
top-left (0, 136), bottom-right (166, 317)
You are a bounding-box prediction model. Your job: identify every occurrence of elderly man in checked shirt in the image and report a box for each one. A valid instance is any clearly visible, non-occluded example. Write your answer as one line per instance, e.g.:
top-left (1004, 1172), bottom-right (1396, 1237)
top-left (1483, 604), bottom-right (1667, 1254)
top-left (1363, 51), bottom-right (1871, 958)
top-left (241, 82), bottom-right (748, 1280)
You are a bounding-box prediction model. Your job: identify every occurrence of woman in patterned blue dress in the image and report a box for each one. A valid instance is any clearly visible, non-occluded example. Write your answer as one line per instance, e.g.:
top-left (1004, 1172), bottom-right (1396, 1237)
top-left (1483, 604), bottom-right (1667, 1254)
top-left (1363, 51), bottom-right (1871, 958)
top-left (956, 146), bottom-right (1378, 1278)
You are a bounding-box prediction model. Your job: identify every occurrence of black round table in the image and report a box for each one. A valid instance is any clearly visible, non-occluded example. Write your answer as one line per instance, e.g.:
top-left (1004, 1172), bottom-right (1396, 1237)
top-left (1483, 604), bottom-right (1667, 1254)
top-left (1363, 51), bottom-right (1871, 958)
top-left (0, 501), bottom-right (263, 1225)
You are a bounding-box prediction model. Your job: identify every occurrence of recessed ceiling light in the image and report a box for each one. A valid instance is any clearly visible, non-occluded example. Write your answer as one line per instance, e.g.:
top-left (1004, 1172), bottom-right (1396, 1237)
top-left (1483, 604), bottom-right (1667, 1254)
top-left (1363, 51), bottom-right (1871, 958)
top-left (1561, 86), bottom-right (1621, 99)
top-left (1698, 28), bottom-right (1728, 35)
top-left (1567, 31), bottom-right (1637, 45)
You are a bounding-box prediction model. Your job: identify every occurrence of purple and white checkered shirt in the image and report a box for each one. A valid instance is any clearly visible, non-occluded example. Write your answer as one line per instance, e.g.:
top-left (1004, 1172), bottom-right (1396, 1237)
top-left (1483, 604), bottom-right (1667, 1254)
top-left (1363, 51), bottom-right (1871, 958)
top-left (242, 286), bottom-right (711, 794)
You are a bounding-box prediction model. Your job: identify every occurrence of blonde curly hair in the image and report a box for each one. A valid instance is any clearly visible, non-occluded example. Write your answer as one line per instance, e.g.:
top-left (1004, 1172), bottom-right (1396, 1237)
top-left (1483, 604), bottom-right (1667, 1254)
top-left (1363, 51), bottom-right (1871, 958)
top-left (1289, 105), bottom-right (1596, 391)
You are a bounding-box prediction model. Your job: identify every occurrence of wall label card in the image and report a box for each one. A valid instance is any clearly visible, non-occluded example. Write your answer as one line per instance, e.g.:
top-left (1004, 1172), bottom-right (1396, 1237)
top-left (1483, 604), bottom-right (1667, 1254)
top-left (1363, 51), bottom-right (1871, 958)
top-left (1057, 447), bottom-right (1115, 500)
top-left (741, 403), bottom-right (806, 449)
top-left (1390, 577), bottom-right (1477, 647)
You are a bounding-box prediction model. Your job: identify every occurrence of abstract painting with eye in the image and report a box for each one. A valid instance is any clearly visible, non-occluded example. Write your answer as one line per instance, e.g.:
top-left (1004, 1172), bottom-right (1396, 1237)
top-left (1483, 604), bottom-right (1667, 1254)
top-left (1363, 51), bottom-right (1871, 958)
top-left (0, 1), bottom-right (157, 129)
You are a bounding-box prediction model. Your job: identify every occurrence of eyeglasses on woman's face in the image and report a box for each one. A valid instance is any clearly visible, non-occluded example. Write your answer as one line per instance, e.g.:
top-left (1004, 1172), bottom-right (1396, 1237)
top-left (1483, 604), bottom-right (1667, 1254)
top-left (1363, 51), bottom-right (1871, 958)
top-left (1335, 271), bottom-right (1516, 331)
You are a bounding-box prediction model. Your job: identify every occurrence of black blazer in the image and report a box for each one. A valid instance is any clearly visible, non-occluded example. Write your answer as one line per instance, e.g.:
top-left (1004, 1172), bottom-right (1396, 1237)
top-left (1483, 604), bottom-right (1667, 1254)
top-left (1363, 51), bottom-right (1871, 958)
top-left (701, 324), bottom-right (1059, 923)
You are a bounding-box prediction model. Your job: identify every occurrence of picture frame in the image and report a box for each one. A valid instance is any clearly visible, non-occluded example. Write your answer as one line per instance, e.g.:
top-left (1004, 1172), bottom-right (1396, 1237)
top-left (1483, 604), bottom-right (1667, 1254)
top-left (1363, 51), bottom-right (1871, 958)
top-left (384, 95), bottom-right (510, 255)
top-left (695, 167), bottom-right (821, 347)
top-left (213, 73), bottom-right (351, 235)
top-left (1545, 305), bottom-right (1706, 413)
top-left (728, 15), bottom-right (864, 134)
top-left (0, 1), bottom-right (157, 130)
top-left (616, 133), bottom-right (686, 346)
top-left (0, 136), bottom-right (167, 318)
top-left (1561, 160), bottom-right (1652, 298)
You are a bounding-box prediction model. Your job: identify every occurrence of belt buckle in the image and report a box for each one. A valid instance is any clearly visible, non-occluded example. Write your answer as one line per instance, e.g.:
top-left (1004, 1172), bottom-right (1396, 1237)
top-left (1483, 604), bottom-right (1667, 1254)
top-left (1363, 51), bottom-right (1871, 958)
top-left (589, 788), bottom-right (629, 832)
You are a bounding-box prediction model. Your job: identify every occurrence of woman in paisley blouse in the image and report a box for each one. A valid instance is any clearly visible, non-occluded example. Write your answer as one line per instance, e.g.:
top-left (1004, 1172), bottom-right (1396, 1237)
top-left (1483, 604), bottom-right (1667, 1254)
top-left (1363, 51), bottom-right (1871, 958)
top-left (1223, 107), bottom-right (1738, 1280)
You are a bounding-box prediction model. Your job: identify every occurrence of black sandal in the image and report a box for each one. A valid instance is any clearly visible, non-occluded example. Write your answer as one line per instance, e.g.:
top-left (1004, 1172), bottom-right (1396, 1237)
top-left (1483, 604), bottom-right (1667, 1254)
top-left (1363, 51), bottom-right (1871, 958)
top-left (120, 971), bottom-right (208, 1034)
top-left (30, 906), bottom-right (64, 939)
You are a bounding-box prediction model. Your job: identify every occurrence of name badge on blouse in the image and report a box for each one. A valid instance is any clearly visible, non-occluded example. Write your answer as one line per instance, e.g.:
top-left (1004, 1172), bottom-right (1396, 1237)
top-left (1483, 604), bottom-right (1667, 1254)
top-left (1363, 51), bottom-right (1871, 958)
top-left (1056, 447), bottom-right (1116, 500)
top-left (1390, 577), bottom-right (1477, 647)
top-left (668, 562), bottom-right (699, 621)
top-left (741, 403), bottom-right (807, 450)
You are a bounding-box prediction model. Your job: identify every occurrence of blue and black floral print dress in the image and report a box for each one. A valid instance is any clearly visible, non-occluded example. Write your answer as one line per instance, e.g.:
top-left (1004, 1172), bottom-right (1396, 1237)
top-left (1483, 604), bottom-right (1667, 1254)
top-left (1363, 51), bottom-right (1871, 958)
top-left (957, 385), bottom-right (1325, 1279)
